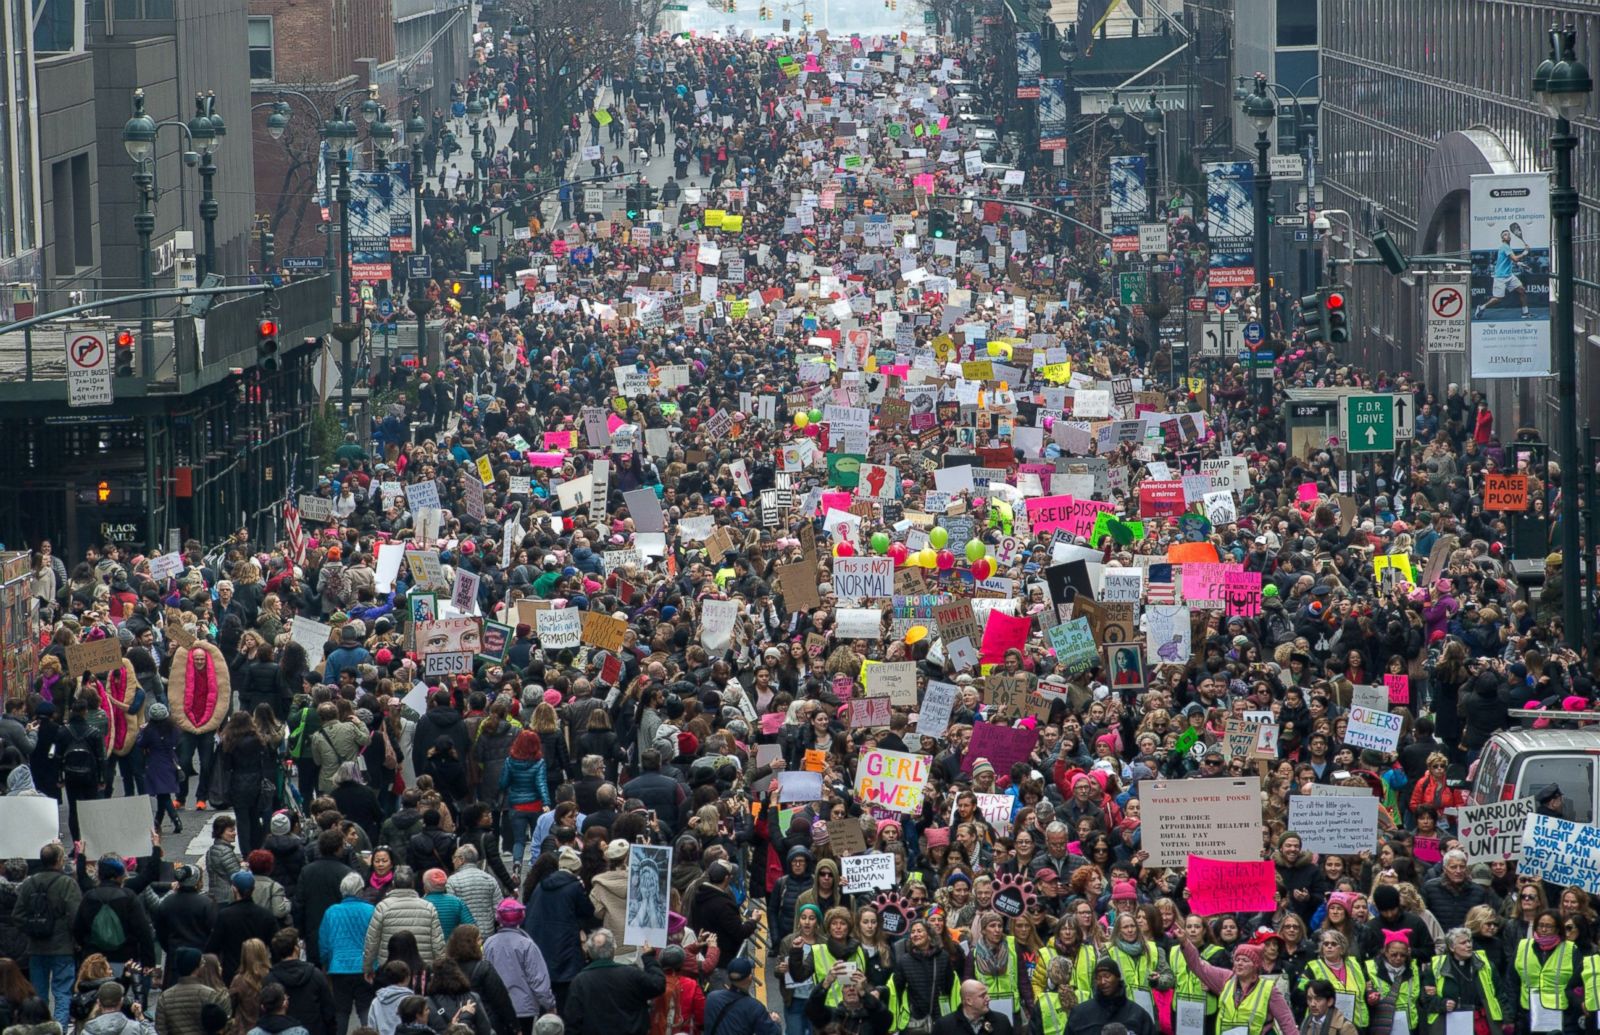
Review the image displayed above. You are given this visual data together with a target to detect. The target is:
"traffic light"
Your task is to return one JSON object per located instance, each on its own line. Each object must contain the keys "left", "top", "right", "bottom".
{"left": 641, "top": 184, "right": 656, "bottom": 211}
{"left": 256, "top": 318, "right": 280, "bottom": 372}
{"left": 625, "top": 184, "right": 642, "bottom": 220}
{"left": 260, "top": 230, "right": 275, "bottom": 270}
{"left": 1296, "top": 290, "right": 1328, "bottom": 344}
{"left": 467, "top": 206, "right": 487, "bottom": 239}
{"left": 1325, "top": 289, "right": 1350, "bottom": 345}
{"left": 929, "top": 209, "right": 951, "bottom": 239}
{"left": 114, "top": 328, "right": 135, "bottom": 376}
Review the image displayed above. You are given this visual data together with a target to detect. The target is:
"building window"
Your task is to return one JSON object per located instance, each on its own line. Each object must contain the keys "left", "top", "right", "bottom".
{"left": 248, "top": 17, "right": 274, "bottom": 82}
{"left": 1276, "top": 0, "right": 1316, "bottom": 46}
{"left": 34, "top": 0, "right": 80, "bottom": 52}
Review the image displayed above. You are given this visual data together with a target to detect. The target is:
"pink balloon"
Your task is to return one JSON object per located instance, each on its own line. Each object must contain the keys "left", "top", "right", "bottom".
{"left": 936, "top": 549, "right": 956, "bottom": 571}
{"left": 804, "top": 424, "right": 820, "bottom": 438}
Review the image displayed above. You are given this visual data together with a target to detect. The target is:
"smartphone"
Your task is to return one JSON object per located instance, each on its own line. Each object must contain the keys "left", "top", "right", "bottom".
{"left": 647, "top": 809, "right": 657, "bottom": 823}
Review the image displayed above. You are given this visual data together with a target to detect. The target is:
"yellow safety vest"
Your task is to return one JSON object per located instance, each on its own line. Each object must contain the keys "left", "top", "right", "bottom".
{"left": 812, "top": 942, "right": 867, "bottom": 1006}
{"left": 1582, "top": 955, "right": 1600, "bottom": 1013}
{"left": 1107, "top": 941, "right": 1156, "bottom": 995}
{"left": 973, "top": 936, "right": 1021, "bottom": 1003}
{"left": 1429, "top": 951, "right": 1503, "bottom": 1023}
{"left": 1302, "top": 957, "right": 1369, "bottom": 1026}
{"left": 1037, "top": 993, "right": 1071, "bottom": 1035}
{"left": 1515, "top": 939, "right": 1575, "bottom": 1012}
{"left": 888, "top": 971, "right": 960, "bottom": 1029}
{"left": 1363, "top": 959, "right": 1422, "bottom": 1029}
{"left": 1171, "top": 944, "right": 1222, "bottom": 1014}
{"left": 1216, "top": 976, "right": 1275, "bottom": 1035}
{"left": 1037, "top": 943, "right": 1095, "bottom": 1005}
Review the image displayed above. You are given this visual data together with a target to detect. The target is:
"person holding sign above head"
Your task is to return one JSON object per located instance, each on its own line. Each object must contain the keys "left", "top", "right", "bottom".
{"left": 1175, "top": 920, "right": 1300, "bottom": 1035}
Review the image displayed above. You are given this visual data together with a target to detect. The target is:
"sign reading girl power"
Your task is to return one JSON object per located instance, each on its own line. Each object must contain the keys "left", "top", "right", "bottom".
{"left": 854, "top": 748, "right": 932, "bottom": 814}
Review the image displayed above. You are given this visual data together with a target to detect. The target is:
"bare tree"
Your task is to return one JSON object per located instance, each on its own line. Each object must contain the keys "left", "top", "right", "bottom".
{"left": 503, "top": 0, "right": 646, "bottom": 159}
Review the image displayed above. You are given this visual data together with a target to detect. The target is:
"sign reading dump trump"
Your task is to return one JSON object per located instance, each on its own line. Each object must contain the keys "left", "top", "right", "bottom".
{"left": 1142, "top": 777, "right": 1262, "bottom": 869}
{"left": 854, "top": 748, "right": 931, "bottom": 814}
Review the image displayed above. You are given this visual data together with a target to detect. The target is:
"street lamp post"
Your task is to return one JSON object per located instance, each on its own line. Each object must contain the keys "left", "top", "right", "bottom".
{"left": 468, "top": 98, "right": 486, "bottom": 200}
{"left": 189, "top": 93, "right": 222, "bottom": 279}
{"left": 1142, "top": 92, "right": 1161, "bottom": 222}
{"left": 1535, "top": 25, "right": 1593, "bottom": 648}
{"left": 1242, "top": 73, "right": 1276, "bottom": 410}
{"left": 122, "top": 89, "right": 158, "bottom": 374}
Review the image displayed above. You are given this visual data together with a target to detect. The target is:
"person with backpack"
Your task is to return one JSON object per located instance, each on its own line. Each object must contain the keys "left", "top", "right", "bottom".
{"left": 58, "top": 691, "right": 107, "bottom": 842}
{"left": 71, "top": 856, "right": 157, "bottom": 975}
{"left": 14, "top": 842, "right": 83, "bottom": 1028}
{"left": 285, "top": 694, "right": 320, "bottom": 809}
{"left": 309, "top": 703, "right": 371, "bottom": 795}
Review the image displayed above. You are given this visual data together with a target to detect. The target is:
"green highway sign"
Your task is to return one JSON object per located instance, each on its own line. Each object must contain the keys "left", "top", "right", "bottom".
{"left": 1119, "top": 271, "right": 1148, "bottom": 305}
{"left": 1343, "top": 394, "right": 1395, "bottom": 453}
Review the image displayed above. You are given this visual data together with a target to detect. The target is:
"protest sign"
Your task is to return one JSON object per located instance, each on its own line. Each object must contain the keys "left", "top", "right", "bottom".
{"left": 1351, "top": 684, "right": 1390, "bottom": 713}
{"left": 975, "top": 793, "right": 1014, "bottom": 835}
{"left": 0, "top": 796, "right": 58, "bottom": 858}
{"left": 836, "top": 607, "right": 885, "bottom": 639}
{"left": 623, "top": 844, "right": 672, "bottom": 949}
{"left": 917, "top": 680, "right": 958, "bottom": 737}
{"left": 1519, "top": 813, "right": 1600, "bottom": 895}
{"left": 865, "top": 661, "right": 918, "bottom": 706}
{"left": 1458, "top": 797, "right": 1537, "bottom": 862}
{"left": 289, "top": 615, "right": 331, "bottom": 667}
{"left": 1344, "top": 704, "right": 1404, "bottom": 754}
{"left": 841, "top": 853, "right": 899, "bottom": 894}
{"left": 854, "top": 748, "right": 931, "bottom": 814}
{"left": 1288, "top": 795, "right": 1380, "bottom": 855}
{"left": 581, "top": 611, "right": 627, "bottom": 652}
{"left": 80, "top": 797, "right": 157, "bottom": 861}
{"left": 1186, "top": 857, "right": 1278, "bottom": 915}
{"left": 1142, "top": 778, "right": 1262, "bottom": 868}
{"left": 1384, "top": 674, "right": 1410, "bottom": 706}
{"left": 963, "top": 722, "right": 1038, "bottom": 777}
{"left": 777, "top": 771, "right": 824, "bottom": 803}
{"left": 536, "top": 608, "right": 582, "bottom": 649}
{"left": 826, "top": 819, "right": 869, "bottom": 855}
{"left": 67, "top": 637, "right": 123, "bottom": 676}
{"left": 1482, "top": 473, "right": 1529, "bottom": 511}
{"left": 833, "top": 557, "right": 894, "bottom": 599}
{"left": 149, "top": 552, "right": 185, "bottom": 581}
{"left": 849, "top": 696, "right": 892, "bottom": 728}
{"left": 701, "top": 598, "right": 739, "bottom": 652}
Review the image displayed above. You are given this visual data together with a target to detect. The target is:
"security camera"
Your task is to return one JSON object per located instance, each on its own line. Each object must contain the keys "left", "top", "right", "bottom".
{"left": 183, "top": 151, "right": 200, "bottom": 168}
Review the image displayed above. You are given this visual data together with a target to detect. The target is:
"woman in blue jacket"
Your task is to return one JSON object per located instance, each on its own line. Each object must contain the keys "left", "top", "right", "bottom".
{"left": 500, "top": 730, "right": 553, "bottom": 880}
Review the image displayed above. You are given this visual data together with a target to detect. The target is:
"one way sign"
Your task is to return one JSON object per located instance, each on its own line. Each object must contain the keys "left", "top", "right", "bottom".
{"left": 1392, "top": 394, "right": 1415, "bottom": 441}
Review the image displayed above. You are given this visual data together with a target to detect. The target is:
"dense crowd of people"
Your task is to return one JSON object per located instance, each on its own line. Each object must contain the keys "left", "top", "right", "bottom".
{"left": 4, "top": 17, "right": 1597, "bottom": 1035}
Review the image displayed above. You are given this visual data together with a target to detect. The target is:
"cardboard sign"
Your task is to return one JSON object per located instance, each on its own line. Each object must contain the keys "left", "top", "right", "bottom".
{"left": 826, "top": 818, "right": 869, "bottom": 855}
{"left": 67, "top": 637, "right": 123, "bottom": 676}
{"left": 803, "top": 749, "right": 828, "bottom": 773}
{"left": 841, "top": 853, "right": 899, "bottom": 894}
{"left": 1483, "top": 473, "right": 1529, "bottom": 511}
{"left": 581, "top": 611, "right": 628, "bottom": 652}
{"left": 536, "top": 608, "right": 582, "bottom": 649}
{"left": 865, "top": 661, "right": 918, "bottom": 706}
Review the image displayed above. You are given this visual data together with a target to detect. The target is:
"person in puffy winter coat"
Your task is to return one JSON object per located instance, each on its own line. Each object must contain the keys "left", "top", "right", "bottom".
{"left": 526, "top": 847, "right": 598, "bottom": 1010}
{"left": 500, "top": 731, "right": 552, "bottom": 877}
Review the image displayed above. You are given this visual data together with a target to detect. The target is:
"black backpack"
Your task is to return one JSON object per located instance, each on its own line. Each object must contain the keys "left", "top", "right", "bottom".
{"left": 60, "top": 729, "right": 98, "bottom": 785}
{"left": 17, "top": 873, "right": 63, "bottom": 939}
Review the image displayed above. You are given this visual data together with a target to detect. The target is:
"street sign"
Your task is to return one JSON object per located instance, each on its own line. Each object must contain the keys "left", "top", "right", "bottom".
{"left": 1210, "top": 287, "right": 1232, "bottom": 311}
{"left": 1275, "top": 214, "right": 1307, "bottom": 228}
{"left": 1119, "top": 271, "right": 1148, "bottom": 305}
{"left": 407, "top": 255, "right": 433, "bottom": 281}
{"left": 1293, "top": 230, "right": 1311, "bottom": 243}
{"left": 1150, "top": 260, "right": 1178, "bottom": 273}
{"left": 1200, "top": 316, "right": 1235, "bottom": 358}
{"left": 1425, "top": 277, "right": 1469, "bottom": 353}
{"left": 65, "top": 327, "right": 112, "bottom": 408}
{"left": 1137, "top": 223, "right": 1168, "bottom": 254}
{"left": 1392, "top": 393, "right": 1415, "bottom": 441}
{"left": 282, "top": 256, "right": 326, "bottom": 270}
{"left": 1242, "top": 321, "right": 1265, "bottom": 346}
{"left": 1343, "top": 394, "right": 1396, "bottom": 453}
{"left": 1268, "top": 155, "right": 1305, "bottom": 179}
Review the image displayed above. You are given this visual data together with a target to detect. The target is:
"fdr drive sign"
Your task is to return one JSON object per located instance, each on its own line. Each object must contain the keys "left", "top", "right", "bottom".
{"left": 65, "top": 326, "right": 113, "bottom": 408}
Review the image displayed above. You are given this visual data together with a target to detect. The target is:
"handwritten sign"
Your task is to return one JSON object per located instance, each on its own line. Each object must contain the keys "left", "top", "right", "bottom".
{"left": 1459, "top": 797, "right": 1537, "bottom": 862}
{"left": 841, "top": 853, "right": 899, "bottom": 894}
{"left": 1518, "top": 813, "right": 1600, "bottom": 895}
{"left": 1288, "top": 795, "right": 1380, "bottom": 855}
{"left": 854, "top": 748, "right": 932, "bottom": 814}
{"left": 1345, "top": 704, "right": 1404, "bottom": 754}
{"left": 1483, "top": 473, "right": 1529, "bottom": 511}
{"left": 1384, "top": 673, "right": 1410, "bottom": 706}
{"left": 1186, "top": 856, "right": 1278, "bottom": 915}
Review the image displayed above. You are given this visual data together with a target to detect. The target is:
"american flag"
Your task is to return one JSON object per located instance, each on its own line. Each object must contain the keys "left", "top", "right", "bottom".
{"left": 1146, "top": 563, "right": 1177, "bottom": 605}
{"left": 283, "top": 497, "right": 306, "bottom": 566}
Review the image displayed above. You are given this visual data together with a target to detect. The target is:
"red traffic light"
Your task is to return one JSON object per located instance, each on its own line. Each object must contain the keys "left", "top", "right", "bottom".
{"left": 258, "top": 319, "right": 278, "bottom": 336}
{"left": 1325, "top": 291, "right": 1346, "bottom": 310}
{"left": 115, "top": 330, "right": 134, "bottom": 347}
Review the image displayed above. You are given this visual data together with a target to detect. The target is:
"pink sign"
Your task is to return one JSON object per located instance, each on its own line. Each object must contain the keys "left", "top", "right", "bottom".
{"left": 1297, "top": 482, "right": 1318, "bottom": 503}
{"left": 542, "top": 431, "right": 575, "bottom": 451}
{"left": 962, "top": 721, "right": 1038, "bottom": 776}
{"left": 978, "top": 611, "right": 1031, "bottom": 664}
{"left": 525, "top": 452, "right": 566, "bottom": 468}
{"left": 1385, "top": 673, "right": 1411, "bottom": 706}
{"left": 1187, "top": 857, "right": 1278, "bottom": 915}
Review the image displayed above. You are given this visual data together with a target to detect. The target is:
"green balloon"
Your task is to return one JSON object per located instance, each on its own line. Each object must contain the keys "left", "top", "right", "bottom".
{"left": 928, "top": 526, "right": 949, "bottom": 549}
{"left": 965, "top": 538, "right": 986, "bottom": 563}
{"left": 871, "top": 532, "right": 890, "bottom": 555}
{"left": 808, "top": 408, "right": 824, "bottom": 424}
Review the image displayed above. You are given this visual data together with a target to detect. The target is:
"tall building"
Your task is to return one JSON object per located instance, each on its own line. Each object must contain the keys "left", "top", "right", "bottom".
{"left": 1320, "top": 0, "right": 1600, "bottom": 432}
